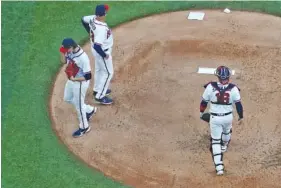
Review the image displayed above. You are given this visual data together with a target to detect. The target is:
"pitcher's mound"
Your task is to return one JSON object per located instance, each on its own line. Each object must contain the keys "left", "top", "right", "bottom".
{"left": 50, "top": 10, "right": 281, "bottom": 187}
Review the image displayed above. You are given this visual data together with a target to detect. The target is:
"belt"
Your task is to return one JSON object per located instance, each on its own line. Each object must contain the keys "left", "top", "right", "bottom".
{"left": 211, "top": 101, "right": 232, "bottom": 105}
{"left": 210, "top": 112, "right": 232, "bottom": 116}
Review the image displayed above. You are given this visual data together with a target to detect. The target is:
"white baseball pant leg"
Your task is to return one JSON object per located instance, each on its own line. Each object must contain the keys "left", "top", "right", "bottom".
{"left": 91, "top": 47, "right": 102, "bottom": 93}
{"left": 221, "top": 117, "right": 232, "bottom": 146}
{"left": 64, "top": 80, "right": 94, "bottom": 129}
{"left": 91, "top": 48, "right": 114, "bottom": 99}
{"left": 64, "top": 80, "right": 75, "bottom": 105}
{"left": 209, "top": 113, "right": 233, "bottom": 172}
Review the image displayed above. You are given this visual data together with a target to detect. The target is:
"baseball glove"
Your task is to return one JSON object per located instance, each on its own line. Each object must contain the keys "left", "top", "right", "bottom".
{"left": 201, "top": 113, "right": 210, "bottom": 123}
{"left": 65, "top": 60, "right": 79, "bottom": 79}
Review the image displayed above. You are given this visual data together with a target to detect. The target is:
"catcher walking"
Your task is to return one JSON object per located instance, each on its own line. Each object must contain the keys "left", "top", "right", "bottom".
{"left": 59, "top": 38, "right": 97, "bottom": 138}
{"left": 200, "top": 66, "right": 244, "bottom": 176}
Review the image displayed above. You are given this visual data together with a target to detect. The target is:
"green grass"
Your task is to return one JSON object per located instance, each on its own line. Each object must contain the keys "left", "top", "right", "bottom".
{"left": 2, "top": 1, "right": 281, "bottom": 188}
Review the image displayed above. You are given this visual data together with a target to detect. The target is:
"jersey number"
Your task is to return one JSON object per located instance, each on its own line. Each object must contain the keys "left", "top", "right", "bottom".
{"left": 216, "top": 92, "right": 230, "bottom": 104}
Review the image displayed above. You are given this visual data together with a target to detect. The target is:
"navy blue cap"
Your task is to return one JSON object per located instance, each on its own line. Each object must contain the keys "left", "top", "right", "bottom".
{"left": 61, "top": 38, "right": 77, "bottom": 49}
{"left": 95, "top": 5, "right": 106, "bottom": 17}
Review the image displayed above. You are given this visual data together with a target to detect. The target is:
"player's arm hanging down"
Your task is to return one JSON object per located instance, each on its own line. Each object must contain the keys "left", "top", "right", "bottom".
{"left": 200, "top": 100, "right": 208, "bottom": 116}
{"left": 232, "top": 86, "right": 244, "bottom": 124}
{"left": 199, "top": 84, "right": 211, "bottom": 122}
{"left": 235, "top": 101, "right": 243, "bottom": 124}
{"left": 200, "top": 99, "right": 210, "bottom": 122}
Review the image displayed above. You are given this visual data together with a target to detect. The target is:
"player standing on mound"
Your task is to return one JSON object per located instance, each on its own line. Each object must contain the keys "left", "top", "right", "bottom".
{"left": 199, "top": 66, "right": 244, "bottom": 176}
{"left": 59, "top": 38, "right": 97, "bottom": 138}
{"left": 81, "top": 4, "right": 114, "bottom": 105}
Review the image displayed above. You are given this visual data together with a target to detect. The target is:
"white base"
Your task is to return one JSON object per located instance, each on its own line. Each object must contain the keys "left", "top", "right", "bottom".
{"left": 187, "top": 12, "right": 205, "bottom": 20}
{"left": 197, "top": 67, "right": 235, "bottom": 75}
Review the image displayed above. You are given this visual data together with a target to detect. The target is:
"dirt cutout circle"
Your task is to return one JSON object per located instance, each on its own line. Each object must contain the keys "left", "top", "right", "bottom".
{"left": 50, "top": 11, "right": 281, "bottom": 188}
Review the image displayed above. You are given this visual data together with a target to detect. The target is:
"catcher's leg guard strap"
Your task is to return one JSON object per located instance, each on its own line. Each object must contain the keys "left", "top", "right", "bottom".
{"left": 222, "top": 128, "right": 232, "bottom": 135}
{"left": 212, "top": 138, "right": 222, "bottom": 143}
{"left": 213, "top": 153, "right": 223, "bottom": 157}
{"left": 215, "top": 163, "right": 224, "bottom": 168}
{"left": 210, "top": 138, "right": 224, "bottom": 171}
{"left": 222, "top": 132, "right": 230, "bottom": 135}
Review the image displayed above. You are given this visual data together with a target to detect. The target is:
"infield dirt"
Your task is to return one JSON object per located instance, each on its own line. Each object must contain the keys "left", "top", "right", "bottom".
{"left": 50, "top": 10, "right": 281, "bottom": 188}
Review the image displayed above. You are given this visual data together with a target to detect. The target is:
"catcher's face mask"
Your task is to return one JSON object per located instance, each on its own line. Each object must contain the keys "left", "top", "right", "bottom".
{"left": 215, "top": 66, "right": 231, "bottom": 84}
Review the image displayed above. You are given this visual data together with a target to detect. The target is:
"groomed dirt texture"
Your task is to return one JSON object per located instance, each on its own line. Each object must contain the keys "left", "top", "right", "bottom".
{"left": 50, "top": 10, "right": 281, "bottom": 188}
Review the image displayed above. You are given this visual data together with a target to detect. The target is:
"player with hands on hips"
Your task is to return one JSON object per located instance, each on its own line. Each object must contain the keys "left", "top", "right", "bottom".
{"left": 199, "top": 66, "right": 244, "bottom": 176}
{"left": 81, "top": 4, "right": 114, "bottom": 105}
{"left": 60, "top": 38, "right": 97, "bottom": 138}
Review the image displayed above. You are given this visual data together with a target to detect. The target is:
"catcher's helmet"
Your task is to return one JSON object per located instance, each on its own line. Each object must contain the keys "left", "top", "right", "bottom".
{"left": 215, "top": 66, "right": 231, "bottom": 80}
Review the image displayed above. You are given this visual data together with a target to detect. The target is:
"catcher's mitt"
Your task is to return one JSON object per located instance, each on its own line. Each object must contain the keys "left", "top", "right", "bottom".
{"left": 65, "top": 60, "right": 79, "bottom": 79}
{"left": 201, "top": 113, "right": 210, "bottom": 123}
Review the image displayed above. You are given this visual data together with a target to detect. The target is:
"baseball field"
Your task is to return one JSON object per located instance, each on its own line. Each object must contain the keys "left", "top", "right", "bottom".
{"left": 2, "top": 1, "right": 281, "bottom": 188}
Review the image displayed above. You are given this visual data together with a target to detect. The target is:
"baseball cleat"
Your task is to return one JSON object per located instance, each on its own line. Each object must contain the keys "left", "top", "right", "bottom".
{"left": 93, "top": 89, "right": 111, "bottom": 97}
{"left": 95, "top": 96, "right": 113, "bottom": 105}
{"left": 72, "top": 127, "right": 91, "bottom": 138}
{"left": 216, "top": 170, "right": 224, "bottom": 176}
{"left": 86, "top": 107, "right": 97, "bottom": 122}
